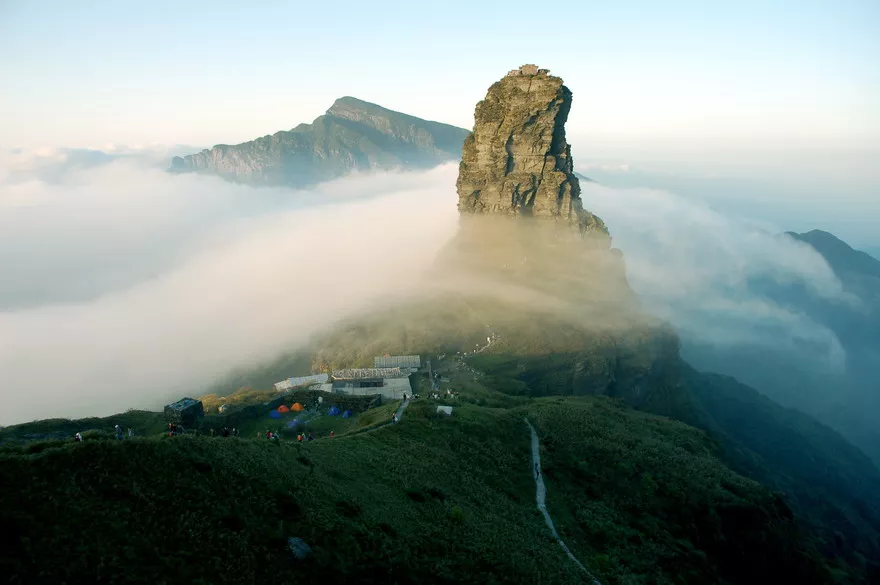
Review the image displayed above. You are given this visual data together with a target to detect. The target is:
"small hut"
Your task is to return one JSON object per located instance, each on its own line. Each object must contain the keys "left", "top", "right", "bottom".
{"left": 164, "top": 397, "right": 205, "bottom": 427}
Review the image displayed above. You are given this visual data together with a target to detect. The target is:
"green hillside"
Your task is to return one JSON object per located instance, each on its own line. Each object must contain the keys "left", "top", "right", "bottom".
{"left": 0, "top": 384, "right": 836, "bottom": 585}
{"left": 467, "top": 351, "right": 880, "bottom": 580}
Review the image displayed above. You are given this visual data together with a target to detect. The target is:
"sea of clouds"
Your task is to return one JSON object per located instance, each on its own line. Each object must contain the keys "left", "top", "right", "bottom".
{"left": 0, "top": 151, "right": 459, "bottom": 424}
{"left": 0, "top": 148, "right": 851, "bottom": 424}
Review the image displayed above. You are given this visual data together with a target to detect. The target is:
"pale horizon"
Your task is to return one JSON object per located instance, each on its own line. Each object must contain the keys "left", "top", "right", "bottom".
{"left": 2, "top": 0, "right": 878, "bottom": 153}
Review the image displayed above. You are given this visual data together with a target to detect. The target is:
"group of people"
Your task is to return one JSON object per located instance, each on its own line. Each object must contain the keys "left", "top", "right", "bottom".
{"left": 428, "top": 389, "right": 459, "bottom": 400}
{"left": 115, "top": 425, "right": 134, "bottom": 440}
{"left": 261, "top": 429, "right": 334, "bottom": 441}
{"left": 73, "top": 425, "right": 133, "bottom": 442}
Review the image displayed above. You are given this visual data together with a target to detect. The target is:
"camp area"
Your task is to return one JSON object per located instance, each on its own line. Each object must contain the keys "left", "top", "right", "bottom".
{"left": 196, "top": 389, "right": 388, "bottom": 440}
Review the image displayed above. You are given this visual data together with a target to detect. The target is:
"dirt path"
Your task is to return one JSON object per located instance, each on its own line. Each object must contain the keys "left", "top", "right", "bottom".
{"left": 525, "top": 418, "right": 602, "bottom": 584}
{"left": 394, "top": 397, "right": 410, "bottom": 421}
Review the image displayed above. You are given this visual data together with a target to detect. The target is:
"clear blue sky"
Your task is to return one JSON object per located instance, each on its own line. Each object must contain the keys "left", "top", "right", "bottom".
{"left": 1, "top": 0, "right": 878, "bottom": 151}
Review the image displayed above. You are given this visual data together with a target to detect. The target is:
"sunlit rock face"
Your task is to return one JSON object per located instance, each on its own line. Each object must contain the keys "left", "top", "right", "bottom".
{"left": 456, "top": 64, "right": 607, "bottom": 238}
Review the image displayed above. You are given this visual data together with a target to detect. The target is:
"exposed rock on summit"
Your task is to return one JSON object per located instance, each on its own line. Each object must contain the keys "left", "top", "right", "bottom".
{"left": 457, "top": 64, "right": 607, "bottom": 237}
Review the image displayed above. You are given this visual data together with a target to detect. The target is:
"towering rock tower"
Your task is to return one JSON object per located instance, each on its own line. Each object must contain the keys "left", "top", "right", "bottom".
{"left": 313, "top": 64, "right": 680, "bottom": 406}
{"left": 456, "top": 64, "right": 607, "bottom": 238}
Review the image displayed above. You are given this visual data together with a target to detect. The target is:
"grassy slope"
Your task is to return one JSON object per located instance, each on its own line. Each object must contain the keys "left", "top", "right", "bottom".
{"left": 468, "top": 352, "right": 880, "bottom": 581}
{"left": 1, "top": 383, "right": 834, "bottom": 585}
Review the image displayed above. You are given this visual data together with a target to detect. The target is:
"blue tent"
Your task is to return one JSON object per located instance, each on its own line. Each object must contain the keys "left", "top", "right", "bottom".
{"left": 268, "top": 410, "right": 281, "bottom": 419}
{"left": 342, "top": 410, "right": 353, "bottom": 418}
{"left": 328, "top": 406, "right": 341, "bottom": 416}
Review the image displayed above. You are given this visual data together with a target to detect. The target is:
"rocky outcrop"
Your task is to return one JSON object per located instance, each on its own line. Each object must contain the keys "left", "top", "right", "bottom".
{"left": 170, "top": 97, "right": 469, "bottom": 188}
{"left": 457, "top": 65, "right": 607, "bottom": 237}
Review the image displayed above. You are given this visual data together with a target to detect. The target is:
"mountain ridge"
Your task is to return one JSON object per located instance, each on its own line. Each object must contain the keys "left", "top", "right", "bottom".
{"left": 170, "top": 97, "right": 469, "bottom": 188}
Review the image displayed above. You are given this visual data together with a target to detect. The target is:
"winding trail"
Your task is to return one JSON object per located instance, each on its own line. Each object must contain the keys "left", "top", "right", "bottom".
{"left": 394, "top": 397, "right": 410, "bottom": 422}
{"left": 525, "top": 418, "right": 602, "bottom": 584}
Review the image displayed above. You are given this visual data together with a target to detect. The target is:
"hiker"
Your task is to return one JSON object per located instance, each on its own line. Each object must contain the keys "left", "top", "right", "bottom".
{"left": 74, "top": 432, "right": 83, "bottom": 443}
{"left": 233, "top": 428, "right": 239, "bottom": 437}
{"left": 329, "top": 430, "right": 335, "bottom": 438}
{"left": 115, "top": 425, "right": 124, "bottom": 440}
{"left": 307, "top": 432, "right": 314, "bottom": 441}
{"left": 272, "top": 431, "right": 280, "bottom": 441}
{"left": 392, "top": 414, "right": 398, "bottom": 424}
{"left": 297, "top": 433, "right": 303, "bottom": 443}
{"left": 534, "top": 463, "right": 540, "bottom": 479}
{"left": 222, "top": 427, "right": 230, "bottom": 438}
{"left": 266, "top": 430, "right": 272, "bottom": 440}
{"left": 127, "top": 428, "right": 134, "bottom": 438}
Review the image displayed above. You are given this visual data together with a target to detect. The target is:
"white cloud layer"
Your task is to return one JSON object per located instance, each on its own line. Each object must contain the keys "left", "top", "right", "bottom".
{"left": 582, "top": 182, "right": 848, "bottom": 368}
{"left": 0, "top": 148, "right": 858, "bottom": 426}
{"left": 0, "top": 158, "right": 459, "bottom": 424}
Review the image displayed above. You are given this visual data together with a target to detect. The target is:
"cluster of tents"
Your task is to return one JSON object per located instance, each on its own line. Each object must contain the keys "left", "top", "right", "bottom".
{"left": 268, "top": 403, "right": 353, "bottom": 420}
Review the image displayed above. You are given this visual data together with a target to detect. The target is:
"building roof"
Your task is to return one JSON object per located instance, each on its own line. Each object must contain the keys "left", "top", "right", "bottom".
{"left": 166, "top": 397, "right": 201, "bottom": 411}
{"left": 332, "top": 367, "right": 408, "bottom": 380}
{"left": 373, "top": 355, "right": 421, "bottom": 368}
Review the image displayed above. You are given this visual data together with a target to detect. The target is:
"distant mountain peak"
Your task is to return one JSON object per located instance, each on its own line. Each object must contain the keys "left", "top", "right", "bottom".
{"left": 327, "top": 96, "right": 385, "bottom": 115}
{"left": 788, "top": 229, "right": 880, "bottom": 279}
{"left": 170, "top": 98, "right": 469, "bottom": 188}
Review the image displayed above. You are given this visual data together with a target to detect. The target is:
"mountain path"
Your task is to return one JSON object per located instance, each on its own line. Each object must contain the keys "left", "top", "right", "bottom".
{"left": 525, "top": 418, "right": 601, "bottom": 584}
{"left": 394, "top": 397, "right": 410, "bottom": 421}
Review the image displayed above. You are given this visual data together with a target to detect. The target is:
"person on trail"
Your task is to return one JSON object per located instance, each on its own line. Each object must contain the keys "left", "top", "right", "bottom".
{"left": 127, "top": 428, "right": 133, "bottom": 438}
{"left": 115, "top": 425, "right": 124, "bottom": 440}
{"left": 272, "top": 431, "right": 280, "bottom": 441}
{"left": 329, "top": 430, "right": 335, "bottom": 438}
{"left": 74, "top": 432, "right": 83, "bottom": 442}
{"left": 265, "top": 430, "right": 272, "bottom": 440}
{"left": 534, "top": 462, "right": 540, "bottom": 479}
{"left": 297, "top": 434, "right": 303, "bottom": 443}
{"left": 233, "top": 428, "right": 238, "bottom": 437}
{"left": 222, "top": 427, "right": 230, "bottom": 438}
{"left": 307, "top": 432, "right": 314, "bottom": 441}
{"left": 392, "top": 414, "right": 398, "bottom": 424}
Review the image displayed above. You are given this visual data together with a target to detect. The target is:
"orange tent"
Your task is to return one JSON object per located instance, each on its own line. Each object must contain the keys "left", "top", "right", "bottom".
{"left": 277, "top": 405, "right": 290, "bottom": 413}
{"left": 291, "top": 403, "right": 304, "bottom": 412}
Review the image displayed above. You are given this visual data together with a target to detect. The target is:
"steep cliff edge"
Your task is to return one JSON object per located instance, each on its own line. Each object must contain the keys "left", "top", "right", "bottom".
{"left": 170, "top": 97, "right": 469, "bottom": 188}
{"left": 457, "top": 65, "right": 606, "bottom": 235}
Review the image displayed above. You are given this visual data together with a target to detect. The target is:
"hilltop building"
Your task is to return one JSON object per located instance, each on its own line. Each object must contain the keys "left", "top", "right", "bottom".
{"left": 506, "top": 64, "right": 549, "bottom": 77}
{"left": 164, "top": 397, "right": 205, "bottom": 427}
{"left": 274, "top": 373, "right": 330, "bottom": 392}
{"left": 373, "top": 354, "right": 421, "bottom": 369}
{"left": 321, "top": 367, "right": 412, "bottom": 399}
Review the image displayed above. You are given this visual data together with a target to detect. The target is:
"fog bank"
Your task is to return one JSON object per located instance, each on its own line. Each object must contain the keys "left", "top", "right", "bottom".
{"left": 0, "top": 160, "right": 459, "bottom": 425}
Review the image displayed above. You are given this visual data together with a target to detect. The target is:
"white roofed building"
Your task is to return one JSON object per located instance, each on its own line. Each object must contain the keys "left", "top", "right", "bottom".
{"left": 373, "top": 355, "right": 421, "bottom": 369}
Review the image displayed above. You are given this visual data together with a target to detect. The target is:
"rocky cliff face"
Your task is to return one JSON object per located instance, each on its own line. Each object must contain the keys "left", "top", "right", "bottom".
{"left": 457, "top": 65, "right": 607, "bottom": 237}
{"left": 170, "top": 97, "right": 469, "bottom": 188}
